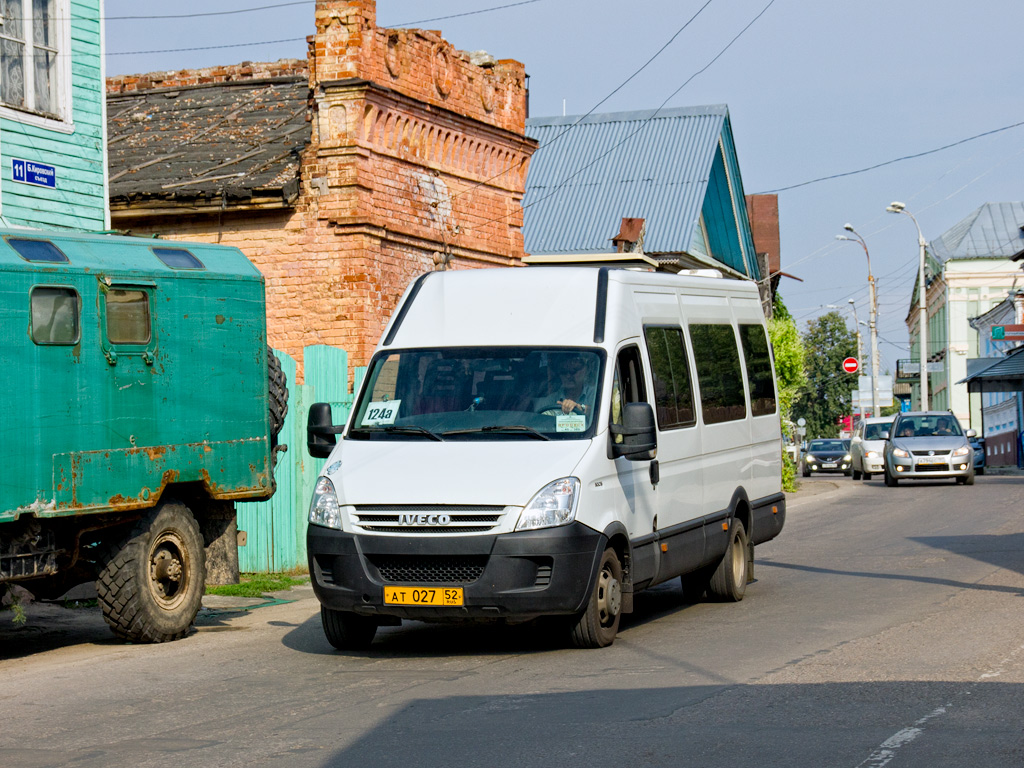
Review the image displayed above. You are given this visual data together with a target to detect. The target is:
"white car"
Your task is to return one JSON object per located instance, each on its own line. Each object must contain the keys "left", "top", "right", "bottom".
{"left": 850, "top": 416, "right": 894, "bottom": 480}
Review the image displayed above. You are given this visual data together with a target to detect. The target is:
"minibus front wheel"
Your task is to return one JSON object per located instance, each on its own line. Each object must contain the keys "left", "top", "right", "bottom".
{"left": 570, "top": 547, "right": 622, "bottom": 648}
{"left": 322, "top": 607, "right": 378, "bottom": 651}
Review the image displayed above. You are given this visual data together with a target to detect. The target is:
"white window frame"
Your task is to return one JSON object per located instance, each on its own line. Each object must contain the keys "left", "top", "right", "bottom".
{"left": 0, "top": 0, "right": 73, "bottom": 132}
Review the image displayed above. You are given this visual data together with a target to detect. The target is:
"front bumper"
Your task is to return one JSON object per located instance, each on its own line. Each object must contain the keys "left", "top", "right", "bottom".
{"left": 308, "top": 522, "right": 605, "bottom": 621}
{"left": 806, "top": 459, "right": 850, "bottom": 473}
{"left": 887, "top": 454, "right": 973, "bottom": 479}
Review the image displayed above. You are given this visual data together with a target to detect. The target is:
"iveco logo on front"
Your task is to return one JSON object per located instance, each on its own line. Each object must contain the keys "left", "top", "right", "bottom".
{"left": 398, "top": 513, "right": 452, "bottom": 526}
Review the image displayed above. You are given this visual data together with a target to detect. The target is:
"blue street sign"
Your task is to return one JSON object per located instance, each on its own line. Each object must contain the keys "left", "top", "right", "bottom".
{"left": 12, "top": 158, "right": 56, "bottom": 189}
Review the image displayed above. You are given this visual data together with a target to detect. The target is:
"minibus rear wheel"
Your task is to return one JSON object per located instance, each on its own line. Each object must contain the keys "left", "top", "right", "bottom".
{"left": 570, "top": 547, "right": 622, "bottom": 648}
{"left": 707, "top": 519, "right": 748, "bottom": 602}
{"left": 321, "top": 607, "right": 377, "bottom": 650}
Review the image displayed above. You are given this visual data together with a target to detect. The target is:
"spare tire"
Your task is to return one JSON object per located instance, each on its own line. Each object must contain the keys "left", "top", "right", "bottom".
{"left": 268, "top": 345, "right": 289, "bottom": 446}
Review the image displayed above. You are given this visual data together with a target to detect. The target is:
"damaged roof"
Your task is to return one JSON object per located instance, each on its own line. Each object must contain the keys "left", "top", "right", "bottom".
{"left": 107, "top": 77, "right": 311, "bottom": 207}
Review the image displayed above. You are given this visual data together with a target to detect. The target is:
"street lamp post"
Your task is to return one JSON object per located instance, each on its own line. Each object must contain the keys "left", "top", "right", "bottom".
{"left": 836, "top": 226, "right": 880, "bottom": 417}
{"left": 887, "top": 202, "right": 929, "bottom": 410}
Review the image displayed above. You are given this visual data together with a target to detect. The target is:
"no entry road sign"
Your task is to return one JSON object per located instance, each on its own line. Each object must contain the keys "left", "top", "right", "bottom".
{"left": 842, "top": 357, "right": 859, "bottom": 374}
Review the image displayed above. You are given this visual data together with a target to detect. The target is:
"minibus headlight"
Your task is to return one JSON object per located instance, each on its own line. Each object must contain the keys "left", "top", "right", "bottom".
{"left": 516, "top": 478, "right": 580, "bottom": 532}
{"left": 309, "top": 476, "right": 342, "bottom": 530}
{"left": 865, "top": 450, "right": 879, "bottom": 459}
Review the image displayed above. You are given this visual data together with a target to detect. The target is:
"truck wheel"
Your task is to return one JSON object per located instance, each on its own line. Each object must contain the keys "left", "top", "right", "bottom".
{"left": 268, "top": 345, "right": 289, "bottom": 445}
{"left": 707, "top": 519, "right": 748, "bottom": 602}
{"left": 96, "top": 501, "right": 206, "bottom": 643}
{"left": 571, "top": 547, "right": 622, "bottom": 648}
{"left": 321, "top": 607, "right": 377, "bottom": 650}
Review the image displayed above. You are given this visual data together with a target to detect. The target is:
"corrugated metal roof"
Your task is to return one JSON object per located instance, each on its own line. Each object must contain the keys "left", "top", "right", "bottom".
{"left": 930, "top": 202, "right": 1024, "bottom": 262}
{"left": 523, "top": 106, "right": 728, "bottom": 256}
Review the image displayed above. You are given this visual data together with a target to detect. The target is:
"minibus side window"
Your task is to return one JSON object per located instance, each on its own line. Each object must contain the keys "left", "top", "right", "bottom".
{"left": 738, "top": 324, "right": 777, "bottom": 416}
{"left": 610, "top": 346, "right": 647, "bottom": 444}
{"left": 644, "top": 326, "right": 695, "bottom": 429}
{"left": 689, "top": 323, "right": 747, "bottom": 424}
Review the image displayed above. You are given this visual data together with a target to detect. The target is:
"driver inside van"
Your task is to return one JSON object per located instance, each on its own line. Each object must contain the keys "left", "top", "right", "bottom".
{"left": 537, "top": 353, "right": 595, "bottom": 416}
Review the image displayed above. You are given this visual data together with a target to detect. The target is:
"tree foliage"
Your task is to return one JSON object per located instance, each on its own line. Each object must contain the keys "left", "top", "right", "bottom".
{"left": 767, "top": 295, "right": 806, "bottom": 434}
{"left": 792, "top": 310, "right": 857, "bottom": 439}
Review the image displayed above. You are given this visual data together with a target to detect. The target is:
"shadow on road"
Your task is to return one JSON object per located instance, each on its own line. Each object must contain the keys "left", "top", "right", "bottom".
{"left": 760, "top": 531, "right": 1024, "bottom": 596}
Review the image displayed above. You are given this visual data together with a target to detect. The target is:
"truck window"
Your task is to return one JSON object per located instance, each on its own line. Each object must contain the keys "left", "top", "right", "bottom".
{"left": 689, "top": 323, "right": 747, "bottom": 424}
{"left": 104, "top": 288, "right": 152, "bottom": 344}
{"left": 738, "top": 324, "right": 777, "bottom": 416}
{"left": 644, "top": 326, "right": 695, "bottom": 429}
{"left": 31, "top": 286, "right": 80, "bottom": 345}
{"left": 6, "top": 237, "right": 68, "bottom": 263}
{"left": 152, "top": 247, "right": 205, "bottom": 270}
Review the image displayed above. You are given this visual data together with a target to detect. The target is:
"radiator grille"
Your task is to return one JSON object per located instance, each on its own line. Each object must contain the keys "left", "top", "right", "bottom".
{"left": 352, "top": 505, "right": 506, "bottom": 534}
{"left": 911, "top": 450, "right": 951, "bottom": 456}
{"left": 369, "top": 555, "right": 487, "bottom": 584}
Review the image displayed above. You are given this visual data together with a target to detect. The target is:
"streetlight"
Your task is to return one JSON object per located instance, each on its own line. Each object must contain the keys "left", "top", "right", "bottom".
{"left": 886, "top": 201, "right": 928, "bottom": 410}
{"left": 835, "top": 226, "right": 880, "bottom": 416}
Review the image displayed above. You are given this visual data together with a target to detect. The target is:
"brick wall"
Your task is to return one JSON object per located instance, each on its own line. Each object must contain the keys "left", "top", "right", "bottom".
{"left": 111, "top": 0, "right": 536, "bottom": 382}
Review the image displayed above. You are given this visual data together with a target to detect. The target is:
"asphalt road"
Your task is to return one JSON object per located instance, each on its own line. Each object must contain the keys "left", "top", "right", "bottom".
{"left": 1, "top": 474, "right": 1022, "bottom": 768}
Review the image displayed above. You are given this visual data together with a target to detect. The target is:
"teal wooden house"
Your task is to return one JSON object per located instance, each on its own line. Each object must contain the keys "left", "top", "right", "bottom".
{"left": 0, "top": 0, "right": 107, "bottom": 231}
{"left": 523, "top": 105, "right": 761, "bottom": 281}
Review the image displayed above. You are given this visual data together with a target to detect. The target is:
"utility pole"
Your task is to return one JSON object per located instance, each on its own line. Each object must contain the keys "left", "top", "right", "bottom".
{"left": 836, "top": 226, "right": 880, "bottom": 416}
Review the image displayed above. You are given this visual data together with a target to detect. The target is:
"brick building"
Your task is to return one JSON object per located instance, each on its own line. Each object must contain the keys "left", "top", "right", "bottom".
{"left": 107, "top": 0, "right": 535, "bottom": 378}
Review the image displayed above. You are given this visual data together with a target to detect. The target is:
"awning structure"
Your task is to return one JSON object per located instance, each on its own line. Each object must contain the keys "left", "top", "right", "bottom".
{"left": 959, "top": 346, "right": 1024, "bottom": 393}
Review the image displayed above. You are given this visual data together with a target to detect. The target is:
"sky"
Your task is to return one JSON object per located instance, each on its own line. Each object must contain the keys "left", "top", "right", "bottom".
{"left": 104, "top": 0, "right": 1024, "bottom": 374}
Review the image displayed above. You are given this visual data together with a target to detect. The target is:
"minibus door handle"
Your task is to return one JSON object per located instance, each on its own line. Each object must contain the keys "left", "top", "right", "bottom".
{"left": 649, "top": 459, "right": 660, "bottom": 488}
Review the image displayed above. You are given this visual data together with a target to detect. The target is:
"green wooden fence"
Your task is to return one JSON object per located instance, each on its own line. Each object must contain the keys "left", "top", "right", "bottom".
{"left": 236, "top": 345, "right": 365, "bottom": 573}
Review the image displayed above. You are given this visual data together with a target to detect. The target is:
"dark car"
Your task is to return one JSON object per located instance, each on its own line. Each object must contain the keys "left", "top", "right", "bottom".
{"left": 801, "top": 439, "right": 852, "bottom": 476}
{"left": 969, "top": 435, "right": 986, "bottom": 475}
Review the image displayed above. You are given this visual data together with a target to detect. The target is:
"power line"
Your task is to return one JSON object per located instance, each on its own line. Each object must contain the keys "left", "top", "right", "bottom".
{"left": 106, "top": 1, "right": 312, "bottom": 21}
{"left": 106, "top": 0, "right": 548, "bottom": 56}
{"left": 756, "top": 119, "right": 1024, "bottom": 194}
{"left": 473, "top": 0, "right": 776, "bottom": 233}
{"left": 390, "top": 0, "right": 547, "bottom": 28}
{"left": 450, "top": 0, "right": 717, "bottom": 203}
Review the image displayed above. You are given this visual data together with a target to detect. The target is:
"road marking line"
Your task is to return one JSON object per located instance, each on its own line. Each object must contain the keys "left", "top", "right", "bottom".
{"left": 854, "top": 642, "right": 1024, "bottom": 767}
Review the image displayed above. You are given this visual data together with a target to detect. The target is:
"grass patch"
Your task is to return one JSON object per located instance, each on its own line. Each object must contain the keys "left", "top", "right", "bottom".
{"left": 205, "top": 573, "right": 308, "bottom": 598}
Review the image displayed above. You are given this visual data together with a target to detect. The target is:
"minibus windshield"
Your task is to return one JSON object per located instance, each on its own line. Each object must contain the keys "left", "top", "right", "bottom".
{"left": 348, "top": 347, "right": 605, "bottom": 441}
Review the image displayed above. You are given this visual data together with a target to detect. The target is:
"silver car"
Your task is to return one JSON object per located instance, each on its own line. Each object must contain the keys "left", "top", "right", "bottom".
{"left": 882, "top": 411, "right": 976, "bottom": 486}
{"left": 850, "top": 416, "right": 894, "bottom": 481}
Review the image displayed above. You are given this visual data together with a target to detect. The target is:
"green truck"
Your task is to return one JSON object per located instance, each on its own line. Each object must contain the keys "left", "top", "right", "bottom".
{"left": 0, "top": 230, "right": 287, "bottom": 642}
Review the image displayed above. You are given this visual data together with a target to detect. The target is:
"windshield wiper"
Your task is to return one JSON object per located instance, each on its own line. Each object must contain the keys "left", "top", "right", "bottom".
{"left": 361, "top": 425, "right": 444, "bottom": 441}
{"left": 442, "top": 425, "right": 551, "bottom": 441}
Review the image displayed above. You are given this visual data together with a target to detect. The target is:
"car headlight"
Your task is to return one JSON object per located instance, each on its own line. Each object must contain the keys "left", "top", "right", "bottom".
{"left": 843, "top": 454, "right": 852, "bottom": 462}
{"left": 865, "top": 450, "right": 879, "bottom": 459}
{"left": 952, "top": 445, "right": 970, "bottom": 457}
{"left": 309, "top": 476, "right": 342, "bottom": 530}
{"left": 804, "top": 455, "right": 817, "bottom": 463}
{"left": 516, "top": 477, "right": 580, "bottom": 531}
{"left": 892, "top": 447, "right": 910, "bottom": 458}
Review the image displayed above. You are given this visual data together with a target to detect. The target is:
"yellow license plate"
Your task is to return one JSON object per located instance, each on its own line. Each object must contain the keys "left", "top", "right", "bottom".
{"left": 384, "top": 586, "right": 464, "bottom": 606}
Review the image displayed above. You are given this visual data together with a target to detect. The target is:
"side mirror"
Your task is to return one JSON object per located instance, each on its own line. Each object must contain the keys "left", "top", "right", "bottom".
{"left": 307, "top": 402, "right": 341, "bottom": 458}
{"left": 966, "top": 429, "right": 977, "bottom": 438}
{"left": 610, "top": 402, "right": 658, "bottom": 461}
{"left": 881, "top": 431, "right": 890, "bottom": 440}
